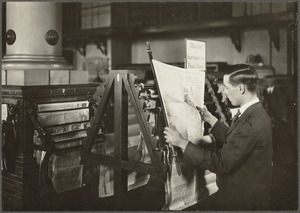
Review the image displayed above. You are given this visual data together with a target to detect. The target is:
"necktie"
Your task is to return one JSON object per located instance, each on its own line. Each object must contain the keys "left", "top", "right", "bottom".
{"left": 231, "top": 109, "right": 241, "bottom": 126}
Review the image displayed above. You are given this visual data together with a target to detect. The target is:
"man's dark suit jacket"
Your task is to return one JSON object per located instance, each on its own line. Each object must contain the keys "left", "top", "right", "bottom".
{"left": 184, "top": 102, "right": 273, "bottom": 210}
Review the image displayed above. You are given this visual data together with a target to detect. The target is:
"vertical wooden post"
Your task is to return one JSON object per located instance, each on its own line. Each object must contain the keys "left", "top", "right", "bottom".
{"left": 2, "top": 99, "right": 39, "bottom": 210}
{"left": 113, "top": 72, "right": 128, "bottom": 210}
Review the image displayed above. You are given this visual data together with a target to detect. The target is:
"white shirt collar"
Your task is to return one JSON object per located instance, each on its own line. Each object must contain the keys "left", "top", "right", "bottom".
{"left": 239, "top": 97, "right": 260, "bottom": 116}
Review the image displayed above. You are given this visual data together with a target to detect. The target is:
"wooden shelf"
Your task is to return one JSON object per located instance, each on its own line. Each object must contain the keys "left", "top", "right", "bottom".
{"left": 133, "top": 12, "right": 294, "bottom": 36}
{"left": 66, "top": 12, "right": 294, "bottom": 53}
{"left": 63, "top": 11, "right": 294, "bottom": 39}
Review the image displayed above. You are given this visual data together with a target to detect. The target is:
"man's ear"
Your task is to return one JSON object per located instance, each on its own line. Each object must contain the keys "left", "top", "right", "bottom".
{"left": 239, "top": 84, "right": 246, "bottom": 94}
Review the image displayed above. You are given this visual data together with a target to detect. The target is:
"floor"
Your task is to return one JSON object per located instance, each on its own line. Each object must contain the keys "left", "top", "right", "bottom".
{"left": 37, "top": 156, "right": 297, "bottom": 211}
{"left": 38, "top": 122, "right": 298, "bottom": 211}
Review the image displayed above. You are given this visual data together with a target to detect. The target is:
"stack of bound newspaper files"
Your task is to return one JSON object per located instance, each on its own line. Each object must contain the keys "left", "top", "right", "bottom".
{"left": 152, "top": 60, "right": 218, "bottom": 210}
{"left": 33, "top": 100, "right": 99, "bottom": 193}
{"left": 34, "top": 99, "right": 152, "bottom": 196}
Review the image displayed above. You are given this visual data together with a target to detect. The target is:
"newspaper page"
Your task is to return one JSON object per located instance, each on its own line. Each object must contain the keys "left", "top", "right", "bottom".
{"left": 152, "top": 59, "right": 218, "bottom": 210}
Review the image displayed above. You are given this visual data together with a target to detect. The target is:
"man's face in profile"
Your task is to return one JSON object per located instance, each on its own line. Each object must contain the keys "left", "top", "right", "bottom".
{"left": 223, "top": 75, "right": 241, "bottom": 106}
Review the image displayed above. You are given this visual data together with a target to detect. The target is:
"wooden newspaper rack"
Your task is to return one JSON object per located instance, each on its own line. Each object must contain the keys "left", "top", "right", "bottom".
{"left": 80, "top": 70, "right": 167, "bottom": 209}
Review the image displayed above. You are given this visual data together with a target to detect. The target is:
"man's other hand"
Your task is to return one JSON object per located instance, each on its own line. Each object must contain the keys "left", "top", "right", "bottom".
{"left": 164, "top": 127, "right": 189, "bottom": 151}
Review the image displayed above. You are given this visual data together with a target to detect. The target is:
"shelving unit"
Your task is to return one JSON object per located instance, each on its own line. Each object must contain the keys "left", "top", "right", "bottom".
{"left": 62, "top": 2, "right": 296, "bottom": 53}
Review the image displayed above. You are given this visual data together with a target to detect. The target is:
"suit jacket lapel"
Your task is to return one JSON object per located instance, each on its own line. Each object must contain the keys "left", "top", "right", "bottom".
{"left": 226, "top": 118, "right": 241, "bottom": 136}
{"left": 225, "top": 102, "right": 262, "bottom": 137}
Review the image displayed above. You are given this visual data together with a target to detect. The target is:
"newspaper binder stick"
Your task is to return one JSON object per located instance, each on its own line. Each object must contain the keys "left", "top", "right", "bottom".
{"left": 146, "top": 42, "right": 182, "bottom": 176}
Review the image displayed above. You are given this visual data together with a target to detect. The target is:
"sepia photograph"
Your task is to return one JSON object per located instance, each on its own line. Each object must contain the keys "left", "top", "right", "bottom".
{"left": 1, "top": 1, "right": 298, "bottom": 211}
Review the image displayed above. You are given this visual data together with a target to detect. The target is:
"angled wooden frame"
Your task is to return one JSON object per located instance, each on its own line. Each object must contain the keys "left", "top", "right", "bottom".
{"left": 81, "top": 70, "right": 167, "bottom": 209}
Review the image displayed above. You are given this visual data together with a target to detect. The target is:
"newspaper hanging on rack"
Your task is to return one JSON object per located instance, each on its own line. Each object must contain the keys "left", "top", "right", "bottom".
{"left": 152, "top": 59, "right": 218, "bottom": 210}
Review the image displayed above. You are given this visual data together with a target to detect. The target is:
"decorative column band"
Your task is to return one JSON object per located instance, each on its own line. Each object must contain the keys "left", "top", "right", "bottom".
{"left": 2, "top": 2, "right": 72, "bottom": 70}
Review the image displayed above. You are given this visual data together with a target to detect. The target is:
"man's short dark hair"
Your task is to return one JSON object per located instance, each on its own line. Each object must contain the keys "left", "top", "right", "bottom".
{"left": 225, "top": 64, "right": 258, "bottom": 92}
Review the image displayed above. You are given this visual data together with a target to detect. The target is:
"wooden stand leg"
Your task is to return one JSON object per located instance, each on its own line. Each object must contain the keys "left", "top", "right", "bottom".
{"left": 113, "top": 73, "right": 128, "bottom": 210}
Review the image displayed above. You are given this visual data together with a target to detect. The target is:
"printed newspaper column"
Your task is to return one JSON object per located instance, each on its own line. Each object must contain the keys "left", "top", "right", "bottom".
{"left": 186, "top": 39, "right": 219, "bottom": 207}
{"left": 185, "top": 39, "right": 206, "bottom": 134}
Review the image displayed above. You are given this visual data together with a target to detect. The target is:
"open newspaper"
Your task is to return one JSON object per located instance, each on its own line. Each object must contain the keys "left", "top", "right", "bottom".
{"left": 152, "top": 59, "right": 218, "bottom": 210}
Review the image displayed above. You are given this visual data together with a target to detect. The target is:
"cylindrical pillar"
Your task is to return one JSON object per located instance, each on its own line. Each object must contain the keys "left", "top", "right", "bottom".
{"left": 2, "top": 2, "right": 72, "bottom": 70}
